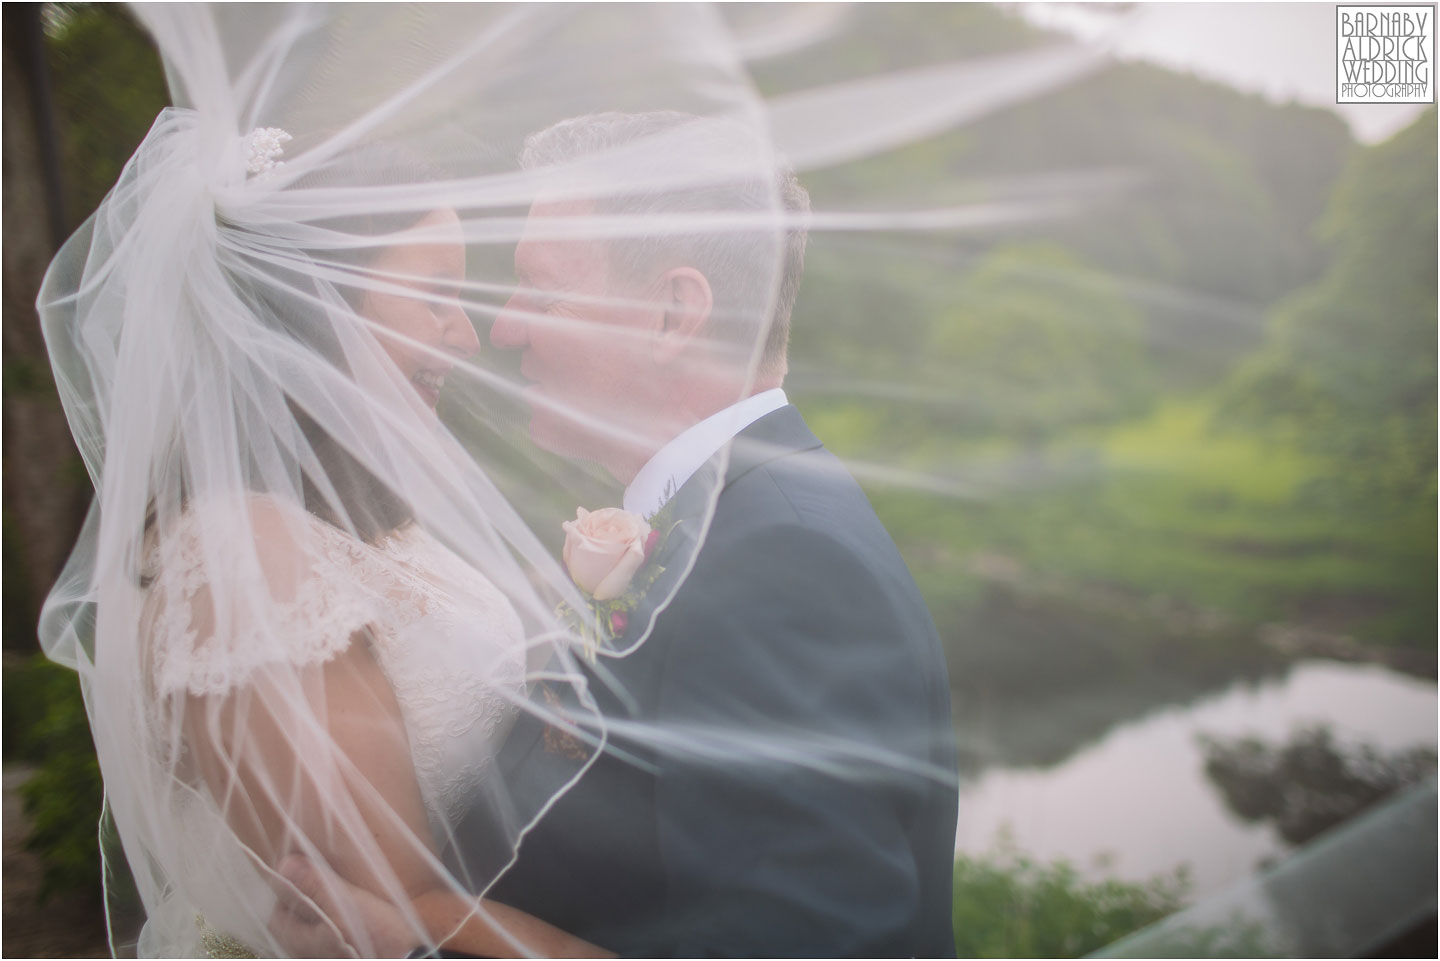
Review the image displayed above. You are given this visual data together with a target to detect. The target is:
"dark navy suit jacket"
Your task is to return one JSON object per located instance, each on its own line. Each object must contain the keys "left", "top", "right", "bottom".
{"left": 449, "top": 406, "right": 958, "bottom": 957}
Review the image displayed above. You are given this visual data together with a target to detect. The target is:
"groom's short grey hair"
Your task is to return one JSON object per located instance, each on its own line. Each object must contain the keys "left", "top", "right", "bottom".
{"left": 520, "top": 111, "right": 810, "bottom": 382}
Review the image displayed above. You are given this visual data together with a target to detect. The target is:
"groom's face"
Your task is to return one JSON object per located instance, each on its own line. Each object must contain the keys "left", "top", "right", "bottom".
{"left": 492, "top": 198, "right": 659, "bottom": 466}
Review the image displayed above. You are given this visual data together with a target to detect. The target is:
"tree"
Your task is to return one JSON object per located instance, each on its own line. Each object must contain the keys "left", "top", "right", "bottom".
{"left": 1223, "top": 109, "right": 1437, "bottom": 508}
{"left": 2, "top": 4, "right": 83, "bottom": 650}
{"left": 1200, "top": 725, "right": 1437, "bottom": 847}
{"left": 2, "top": 3, "right": 170, "bottom": 653}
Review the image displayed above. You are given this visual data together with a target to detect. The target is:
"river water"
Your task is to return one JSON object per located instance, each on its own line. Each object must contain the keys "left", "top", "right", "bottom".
{"left": 953, "top": 660, "right": 1438, "bottom": 898}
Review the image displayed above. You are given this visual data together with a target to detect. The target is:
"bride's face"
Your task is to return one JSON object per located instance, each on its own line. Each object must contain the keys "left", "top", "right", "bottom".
{"left": 359, "top": 208, "right": 479, "bottom": 409}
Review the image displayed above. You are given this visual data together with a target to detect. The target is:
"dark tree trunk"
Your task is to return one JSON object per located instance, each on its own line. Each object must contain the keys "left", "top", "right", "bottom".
{"left": 3, "top": 6, "right": 87, "bottom": 652}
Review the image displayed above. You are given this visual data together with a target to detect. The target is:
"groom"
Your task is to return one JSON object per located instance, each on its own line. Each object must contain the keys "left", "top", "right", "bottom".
{"left": 470, "top": 112, "right": 958, "bottom": 957}
{"left": 274, "top": 112, "right": 958, "bottom": 957}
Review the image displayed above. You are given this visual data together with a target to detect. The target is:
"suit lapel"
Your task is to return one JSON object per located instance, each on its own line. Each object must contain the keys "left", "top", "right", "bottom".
{"left": 600, "top": 405, "right": 821, "bottom": 660}
{"left": 641, "top": 404, "right": 821, "bottom": 604}
{"left": 723, "top": 404, "right": 824, "bottom": 487}
{"left": 664, "top": 404, "right": 822, "bottom": 524}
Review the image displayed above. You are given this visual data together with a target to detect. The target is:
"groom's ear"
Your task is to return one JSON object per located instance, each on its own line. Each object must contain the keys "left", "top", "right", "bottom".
{"left": 652, "top": 267, "right": 713, "bottom": 365}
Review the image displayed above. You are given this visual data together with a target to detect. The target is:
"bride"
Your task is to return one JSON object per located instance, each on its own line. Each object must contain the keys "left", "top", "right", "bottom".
{"left": 52, "top": 119, "right": 623, "bottom": 957}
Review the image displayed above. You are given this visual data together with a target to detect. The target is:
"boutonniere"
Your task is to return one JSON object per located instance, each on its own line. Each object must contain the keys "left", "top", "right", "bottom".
{"left": 558, "top": 494, "right": 675, "bottom": 660}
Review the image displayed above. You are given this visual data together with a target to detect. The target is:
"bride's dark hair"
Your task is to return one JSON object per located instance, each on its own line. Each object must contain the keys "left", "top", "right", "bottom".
{"left": 142, "top": 142, "right": 451, "bottom": 560}
{"left": 233, "top": 142, "right": 453, "bottom": 545}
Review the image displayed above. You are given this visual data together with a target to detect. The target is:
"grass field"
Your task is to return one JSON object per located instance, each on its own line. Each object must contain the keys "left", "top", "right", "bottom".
{"left": 836, "top": 395, "right": 1435, "bottom": 658}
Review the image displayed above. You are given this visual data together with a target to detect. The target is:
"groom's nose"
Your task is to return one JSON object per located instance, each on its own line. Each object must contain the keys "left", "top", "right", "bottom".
{"left": 489, "top": 293, "right": 530, "bottom": 351}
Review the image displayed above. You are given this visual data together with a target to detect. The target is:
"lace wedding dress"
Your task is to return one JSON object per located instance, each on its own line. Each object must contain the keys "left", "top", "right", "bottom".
{"left": 136, "top": 496, "right": 527, "bottom": 956}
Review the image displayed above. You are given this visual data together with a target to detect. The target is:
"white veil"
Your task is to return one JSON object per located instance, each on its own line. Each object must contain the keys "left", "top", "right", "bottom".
{"left": 36, "top": 4, "right": 1102, "bottom": 956}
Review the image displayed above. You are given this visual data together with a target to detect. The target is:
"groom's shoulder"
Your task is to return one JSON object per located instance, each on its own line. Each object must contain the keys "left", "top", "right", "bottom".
{"left": 715, "top": 422, "right": 890, "bottom": 558}
{"left": 702, "top": 421, "right": 923, "bottom": 615}
{"left": 672, "top": 412, "right": 950, "bottom": 710}
{"left": 723, "top": 445, "right": 866, "bottom": 533}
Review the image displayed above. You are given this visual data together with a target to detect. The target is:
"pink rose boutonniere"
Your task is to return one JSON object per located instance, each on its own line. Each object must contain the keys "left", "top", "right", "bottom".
{"left": 559, "top": 504, "right": 670, "bottom": 658}
{"left": 562, "top": 507, "right": 652, "bottom": 601}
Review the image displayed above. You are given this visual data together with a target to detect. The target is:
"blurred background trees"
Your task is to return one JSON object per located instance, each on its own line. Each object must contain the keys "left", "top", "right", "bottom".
{"left": 1200, "top": 725, "right": 1437, "bottom": 848}
{"left": 1224, "top": 109, "right": 1437, "bottom": 512}
{"left": 5, "top": 2, "right": 167, "bottom": 644}
{"left": 3, "top": 3, "right": 167, "bottom": 943}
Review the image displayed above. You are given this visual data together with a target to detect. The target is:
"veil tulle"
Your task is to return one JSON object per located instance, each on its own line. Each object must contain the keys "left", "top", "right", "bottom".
{"left": 36, "top": 4, "right": 1102, "bottom": 956}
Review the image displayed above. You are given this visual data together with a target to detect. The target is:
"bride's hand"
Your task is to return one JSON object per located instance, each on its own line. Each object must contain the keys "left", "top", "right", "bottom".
{"left": 270, "top": 852, "right": 616, "bottom": 958}
{"left": 269, "top": 854, "right": 418, "bottom": 958}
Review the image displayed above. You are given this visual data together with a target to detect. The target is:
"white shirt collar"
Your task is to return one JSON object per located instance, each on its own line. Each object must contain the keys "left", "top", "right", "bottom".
{"left": 623, "top": 388, "right": 789, "bottom": 518}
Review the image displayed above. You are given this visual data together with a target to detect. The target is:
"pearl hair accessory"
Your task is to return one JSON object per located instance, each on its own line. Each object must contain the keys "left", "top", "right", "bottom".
{"left": 244, "top": 126, "right": 292, "bottom": 174}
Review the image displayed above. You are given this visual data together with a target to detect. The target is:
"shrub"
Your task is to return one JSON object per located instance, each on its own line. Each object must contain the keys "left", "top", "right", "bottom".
{"left": 5, "top": 655, "right": 104, "bottom": 902}
{"left": 951, "top": 841, "right": 1188, "bottom": 958}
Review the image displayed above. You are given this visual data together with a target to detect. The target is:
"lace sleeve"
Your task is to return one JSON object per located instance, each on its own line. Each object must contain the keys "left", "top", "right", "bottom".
{"left": 143, "top": 499, "right": 385, "bottom": 698}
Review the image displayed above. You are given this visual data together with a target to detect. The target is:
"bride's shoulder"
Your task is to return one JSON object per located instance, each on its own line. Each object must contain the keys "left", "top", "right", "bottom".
{"left": 144, "top": 494, "right": 382, "bottom": 697}
{"left": 148, "top": 493, "right": 360, "bottom": 574}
